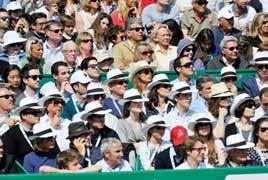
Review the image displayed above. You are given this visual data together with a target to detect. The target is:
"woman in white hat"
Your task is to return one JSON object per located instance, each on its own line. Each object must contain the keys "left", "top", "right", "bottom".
{"left": 220, "top": 66, "right": 238, "bottom": 96}
{"left": 137, "top": 115, "right": 170, "bottom": 170}
{"left": 23, "top": 123, "right": 58, "bottom": 173}
{"left": 188, "top": 113, "right": 226, "bottom": 166}
{"left": 116, "top": 89, "right": 148, "bottom": 144}
{"left": 225, "top": 93, "right": 256, "bottom": 142}
{"left": 208, "top": 82, "right": 233, "bottom": 139}
{"left": 145, "top": 74, "right": 173, "bottom": 117}
{"left": 128, "top": 60, "right": 156, "bottom": 96}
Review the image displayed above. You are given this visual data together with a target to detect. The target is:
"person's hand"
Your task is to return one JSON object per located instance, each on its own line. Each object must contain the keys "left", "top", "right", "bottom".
{"left": 51, "top": 111, "right": 61, "bottom": 128}
{"left": 227, "top": 83, "right": 238, "bottom": 96}
{"left": 73, "top": 137, "right": 86, "bottom": 156}
{"left": 218, "top": 107, "right": 228, "bottom": 119}
{"left": 128, "top": 7, "right": 139, "bottom": 17}
{"left": 3, "top": 117, "right": 18, "bottom": 126}
{"left": 15, "top": 18, "right": 29, "bottom": 35}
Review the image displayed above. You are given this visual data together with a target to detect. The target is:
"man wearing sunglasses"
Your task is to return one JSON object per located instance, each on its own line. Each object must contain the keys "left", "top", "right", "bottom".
{"left": 208, "top": 36, "right": 248, "bottom": 69}
{"left": 242, "top": 51, "right": 268, "bottom": 99}
{"left": 15, "top": 64, "right": 41, "bottom": 108}
{"left": 0, "top": 8, "right": 11, "bottom": 33}
{"left": 220, "top": 66, "right": 239, "bottom": 97}
{"left": 180, "top": 0, "right": 218, "bottom": 40}
{"left": 113, "top": 18, "right": 144, "bottom": 71}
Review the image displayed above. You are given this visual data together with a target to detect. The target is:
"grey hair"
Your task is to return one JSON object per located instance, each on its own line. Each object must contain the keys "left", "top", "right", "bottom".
{"left": 220, "top": 36, "right": 238, "bottom": 49}
{"left": 126, "top": 17, "right": 142, "bottom": 30}
{"left": 100, "top": 138, "right": 121, "bottom": 154}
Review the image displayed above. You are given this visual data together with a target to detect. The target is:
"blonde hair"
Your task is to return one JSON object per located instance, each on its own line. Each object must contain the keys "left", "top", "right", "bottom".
{"left": 80, "top": 0, "right": 93, "bottom": 12}
{"left": 250, "top": 12, "right": 268, "bottom": 37}
{"left": 25, "top": 38, "right": 43, "bottom": 57}
{"left": 117, "top": 0, "right": 133, "bottom": 22}
{"left": 134, "top": 42, "right": 154, "bottom": 62}
{"left": 76, "top": 32, "right": 93, "bottom": 53}
{"left": 150, "top": 24, "right": 172, "bottom": 44}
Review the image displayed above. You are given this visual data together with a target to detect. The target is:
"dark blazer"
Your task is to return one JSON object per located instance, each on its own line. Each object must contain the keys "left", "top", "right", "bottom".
{"left": 241, "top": 76, "right": 260, "bottom": 98}
{"left": 154, "top": 147, "right": 184, "bottom": 169}
{"left": 207, "top": 55, "right": 248, "bottom": 70}
{"left": 103, "top": 97, "right": 122, "bottom": 119}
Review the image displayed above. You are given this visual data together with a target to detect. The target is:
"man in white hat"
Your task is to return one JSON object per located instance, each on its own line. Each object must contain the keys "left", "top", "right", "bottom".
{"left": 220, "top": 66, "right": 238, "bottom": 96}
{"left": 242, "top": 51, "right": 268, "bottom": 99}
{"left": 2, "top": 97, "right": 45, "bottom": 164}
{"left": 103, "top": 69, "right": 128, "bottom": 119}
{"left": 213, "top": 7, "right": 242, "bottom": 45}
{"left": 61, "top": 70, "right": 91, "bottom": 120}
{"left": 223, "top": 134, "right": 258, "bottom": 167}
{"left": 164, "top": 81, "right": 196, "bottom": 133}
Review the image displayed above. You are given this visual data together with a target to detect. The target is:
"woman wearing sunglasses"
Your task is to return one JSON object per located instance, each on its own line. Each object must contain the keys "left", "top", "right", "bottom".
{"left": 188, "top": 113, "right": 226, "bottom": 167}
{"left": 208, "top": 82, "right": 233, "bottom": 139}
{"left": 248, "top": 115, "right": 268, "bottom": 166}
{"left": 133, "top": 41, "right": 155, "bottom": 65}
{"left": 225, "top": 93, "right": 256, "bottom": 143}
{"left": 220, "top": 66, "right": 239, "bottom": 97}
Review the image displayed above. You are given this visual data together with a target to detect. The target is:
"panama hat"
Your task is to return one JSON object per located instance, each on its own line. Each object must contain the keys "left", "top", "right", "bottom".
{"left": 230, "top": 93, "right": 255, "bottom": 118}
{"left": 220, "top": 66, "right": 237, "bottom": 80}
{"left": 14, "top": 97, "right": 44, "bottom": 115}
{"left": 119, "top": 88, "right": 148, "bottom": 106}
{"left": 128, "top": 60, "right": 156, "bottom": 81}
{"left": 142, "top": 115, "right": 168, "bottom": 136}
{"left": 106, "top": 68, "right": 127, "bottom": 85}
{"left": 210, "top": 82, "right": 233, "bottom": 98}
{"left": 168, "top": 81, "right": 192, "bottom": 100}
{"left": 225, "top": 134, "right": 254, "bottom": 151}
{"left": 188, "top": 113, "right": 217, "bottom": 131}
{"left": 80, "top": 101, "right": 112, "bottom": 120}
{"left": 29, "top": 123, "right": 57, "bottom": 140}
{"left": 147, "top": 74, "right": 172, "bottom": 91}
{"left": 39, "top": 84, "right": 64, "bottom": 107}
{"left": 254, "top": 51, "right": 268, "bottom": 65}
{"left": 82, "top": 82, "right": 105, "bottom": 97}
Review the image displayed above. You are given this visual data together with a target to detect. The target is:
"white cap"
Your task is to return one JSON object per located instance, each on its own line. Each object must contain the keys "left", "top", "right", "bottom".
{"left": 6, "top": 1, "right": 22, "bottom": 11}
{"left": 217, "top": 8, "right": 234, "bottom": 19}
{"left": 70, "top": 70, "right": 91, "bottom": 84}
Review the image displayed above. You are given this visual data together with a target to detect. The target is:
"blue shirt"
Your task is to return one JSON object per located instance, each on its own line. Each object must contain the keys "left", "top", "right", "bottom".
{"left": 190, "top": 94, "right": 209, "bottom": 113}
{"left": 141, "top": 3, "right": 180, "bottom": 26}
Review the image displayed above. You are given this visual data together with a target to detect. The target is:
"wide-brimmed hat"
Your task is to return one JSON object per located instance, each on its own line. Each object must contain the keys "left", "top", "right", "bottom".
{"left": 230, "top": 93, "right": 255, "bottom": 118}
{"left": 70, "top": 70, "right": 91, "bottom": 85}
{"left": 2, "top": 31, "right": 26, "bottom": 48}
{"left": 188, "top": 113, "right": 217, "bottom": 131}
{"left": 93, "top": 50, "right": 114, "bottom": 63}
{"left": 6, "top": 1, "right": 22, "bottom": 11}
{"left": 142, "top": 115, "right": 168, "bottom": 136}
{"left": 170, "top": 126, "right": 188, "bottom": 146}
{"left": 220, "top": 66, "right": 237, "bottom": 80}
{"left": 106, "top": 68, "right": 127, "bottom": 85}
{"left": 254, "top": 51, "right": 268, "bottom": 65}
{"left": 14, "top": 97, "right": 44, "bottom": 115}
{"left": 147, "top": 74, "right": 172, "bottom": 91}
{"left": 29, "top": 123, "right": 57, "bottom": 140}
{"left": 128, "top": 60, "right": 156, "bottom": 81}
{"left": 39, "top": 84, "right": 63, "bottom": 107}
{"left": 210, "top": 82, "right": 233, "bottom": 98}
{"left": 225, "top": 134, "right": 254, "bottom": 151}
{"left": 67, "top": 121, "right": 91, "bottom": 139}
{"left": 82, "top": 82, "right": 105, "bottom": 97}
{"left": 168, "top": 81, "right": 192, "bottom": 100}
{"left": 217, "top": 7, "right": 234, "bottom": 19}
{"left": 119, "top": 88, "right": 148, "bottom": 106}
{"left": 80, "top": 101, "right": 111, "bottom": 120}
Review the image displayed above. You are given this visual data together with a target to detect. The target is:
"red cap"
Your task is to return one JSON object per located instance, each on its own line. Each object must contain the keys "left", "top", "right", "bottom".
{"left": 170, "top": 126, "right": 188, "bottom": 146}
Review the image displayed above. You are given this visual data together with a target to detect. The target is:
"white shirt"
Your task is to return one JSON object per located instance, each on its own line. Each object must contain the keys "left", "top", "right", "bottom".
{"left": 256, "top": 77, "right": 268, "bottom": 92}
{"left": 154, "top": 44, "right": 177, "bottom": 71}
{"left": 175, "top": 161, "right": 213, "bottom": 169}
{"left": 96, "top": 159, "right": 132, "bottom": 172}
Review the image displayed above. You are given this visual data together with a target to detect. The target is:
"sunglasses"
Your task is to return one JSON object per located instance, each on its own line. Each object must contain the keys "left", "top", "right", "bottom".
{"left": 223, "top": 76, "right": 237, "bottom": 82}
{"left": 141, "top": 50, "right": 154, "bottom": 56}
{"left": 195, "top": 0, "right": 208, "bottom": 6}
{"left": 244, "top": 101, "right": 256, "bottom": 109}
{"left": 88, "top": 64, "right": 99, "bottom": 69}
{"left": 49, "top": 28, "right": 63, "bottom": 33}
{"left": 52, "top": 99, "right": 65, "bottom": 106}
{"left": 263, "top": 21, "right": 268, "bottom": 25}
{"left": 259, "top": 127, "right": 268, "bottom": 133}
{"left": 129, "top": 27, "right": 145, "bottom": 32}
{"left": 9, "top": 43, "right": 22, "bottom": 48}
{"left": 81, "top": 39, "right": 94, "bottom": 43}
{"left": 28, "top": 75, "right": 41, "bottom": 81}
{"left": 140, "top": 69, "right": 153, "bottom": 75}
{"left": 113, "top": 80, "right": 128, "bottom": 85}
{"left": 184, "top": 47, "right": 194, "bottom": 52}
{"left": 23, "top": 110, "right": 44, "bottom": 117}
{"left": 159, "top": 84, "right": 170, "bottom": 89}
{"left": 0, "top": 94, "right": 14, "bottom": 100}
{"left": 256, "top": 64, "right": 268, "bottom": 70}
{"left": 238, "top": 44, "right": 249, "bottom": 49}
{"left": 0, "top": 16, "right": 11, "bottom": 22}
{"left": 225, "top": 46, "right": 238, "bottom": 51}
{"left": 191, "top": 147, "right": 206, "bottom": 153}
{"left": 92, "top": 94, "right": 106, "bottom": 100}
{"left": 220, "top": 96, "right": 233, "bottom": 102}
{"left": 91, "top": 0, "right": 100, "bottom": 2}
{"left": 180, "top": 62, "right": 193, "bottom": 68}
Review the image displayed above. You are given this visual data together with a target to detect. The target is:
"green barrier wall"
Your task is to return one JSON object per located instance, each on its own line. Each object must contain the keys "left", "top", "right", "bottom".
{"left": 2, "top": 166, "right": 268, "bottom": 180}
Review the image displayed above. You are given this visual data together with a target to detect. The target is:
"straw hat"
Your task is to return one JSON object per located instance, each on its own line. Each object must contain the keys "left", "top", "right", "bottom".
{"left": 188, "top": 113, "right": 217, "bottom": 131}
{"left": 168, "top": 81, "right": 192, "bottom": 100}
{"left": 225, "top": 134, "right": 254, "bottom": 151}
{"left": 220, "top": 66, "right": 237, "bottom": 80}
{"left": 14, "top": 97, "right": 44, "bottom": 115}
{"left": 80, "top": 101, "right": 111, "bottom": 120}
{"left": 230, "top": 93, "right": 255, "bottom": 118}
{"left": 147, "top": 74, "right": 172, "bottom": 91}
{"left": 39, "top": 84, "right": 63, "bottom": 107}
{"left": 254, "top": 51, "right": 268, "bottom": 65}
{"left": 82, "top": 83, "right": 105, "bottom": 97}
{"left": 70, "top": 70, "right": 91, "bottom": 85}
{"left": 128, "top": 60, "right": 156, "bottom": 81}
{"left": 210, "top": 82, "right": 233, "bottom": 98}
{"left": 119, "top": 88, "right": 148, "bottom": 106}
{"left": 142, "top": 115, "right": 168, "bottom": 136}
{"left": 106, "top": 68, "right": 127, "bottom": 85}
{"left": 29, "top": 123, "right": 56, "bottom": 140}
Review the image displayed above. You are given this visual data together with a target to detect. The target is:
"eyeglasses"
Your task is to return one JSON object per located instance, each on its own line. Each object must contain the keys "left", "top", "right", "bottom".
{"left": 184, "top": 47, "right": 194, "bottom": 52}
{"left": 0, "top": 94, "right": 14, "bottom": 100}
{"left": 244, "top": 101, "right": 256, "bottom": 109}
{"left": 88, "top": 64, "right": 99, "bottom": 69}
{"left": 180, "top": 62, "right": 193, "bottom": 68}
{"left": 0, "top": 16, "right": 11, "bottom": 22}
{"left": 191, "top": 147, "right": 206, "bottom": 153}
{"left": 49, "top": 28, "right": 63, "bottom": 33}
{"left": 92, "top": 94, "right": 106, "bottom": 100}
{"left": 23, "top": 110, "right": 44, "bottom": 117}
{"left": 129, "top": 27, "right": 145, "bottom": 32}
{"left": 52, "top": 99, "right": 65, "bottom": 106}
{"left": 196, "top": 0, "right": 208, "bottom": 6}
{"left": 159, "top": 84, "right": 170, "bottom": 89}
{"left": 9, "top": 43, "right": 22, "bottom": 48}
{"left": 113, "top": 80, "right": 128, "bottom": 85}
{"left": 28, "top": 75, "right": 41, "bottom": 81}
{"left": 140, "top": 69, "right": 153, "bottom": 75}
{"left": 81, "top": 39, "right": 94, "bottom": 43}
{"left": 141, "top": 50, "right": 154, "bottom": 56}
{"left": 256, "top": 64, "right": 268, "bottom": 70}
{"left": 225, "top": 46, "right": 238, "bottom": 51}
{"left": 222, "top": 76, "right": 237, "bottom": 82}
{"left": 259, "top": 127, "right": 268, "bottom": 133}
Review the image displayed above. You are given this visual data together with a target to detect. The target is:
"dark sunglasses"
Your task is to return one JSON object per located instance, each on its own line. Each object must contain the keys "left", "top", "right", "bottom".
{"left": 259, "top": 127, "right": 268, "bottom": 133}
{"left": 256, "top": 64, "right": 268, "bottom": 70}
{"left": 113, "top": 80, "right": 128, "bottom": 85}
{"left": 23, "top": 110, "right": 44, "bottom": 117}
{"left": 141, "top": 50, "right": 154, "bottom": 56}
{"left": 129, "top": 27, "right": 145, "bottom": 32}
{"left": 81, "top": 39, "right": 94, "bottom": 43}
{"left": 263, "top": 21, "right": 268, "bottom": 25}
{"left": 49, "top": 28, "right": 63, "bottom": 33}
{"left": 184, "top": 47, "right": 194, "bottom": 52}
{"left": 0, "top": 16, "right": 11, "bottom": 21}
{"left": 196, "top": 0, "right": 208, "bottom": 6}
{"left": 180, "top": 62, "right": 193, "bottom": 68}
{"left": 91, "top": 0, "right": 100, "bottom": 2}
{"left": 0, "top": 94, "right": 14, "bottom": 100}
{"left": 238, "top": 44, "right": 249, "bottom": 49}
{"left": 9, "top": 43, "right": 22, "bottom": 48}
{"left": 92, "top": 94, "right": 106, "bottom": 100}
{"left": 223, "top": 76, "right": 237, "bottom": 82}
{"left": 52, "top": 99, "right": 65, "bottom": 106}
{"left": 159, "top": 84, "right": 170, "bottom": 89}
{"left": 28, "top": 75, "right": 41, "bottom": 81}
{"left": 225, "top": 46, "right": 238, "bottom": 51}
{"left": 88, "top": 64, "right": 99, "bottom": 69}
{"left": 140, "top": 69, "right": 153, "bottom": 75}
{"left": 244, "top": 101, "right": 256, "bottom": 109}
